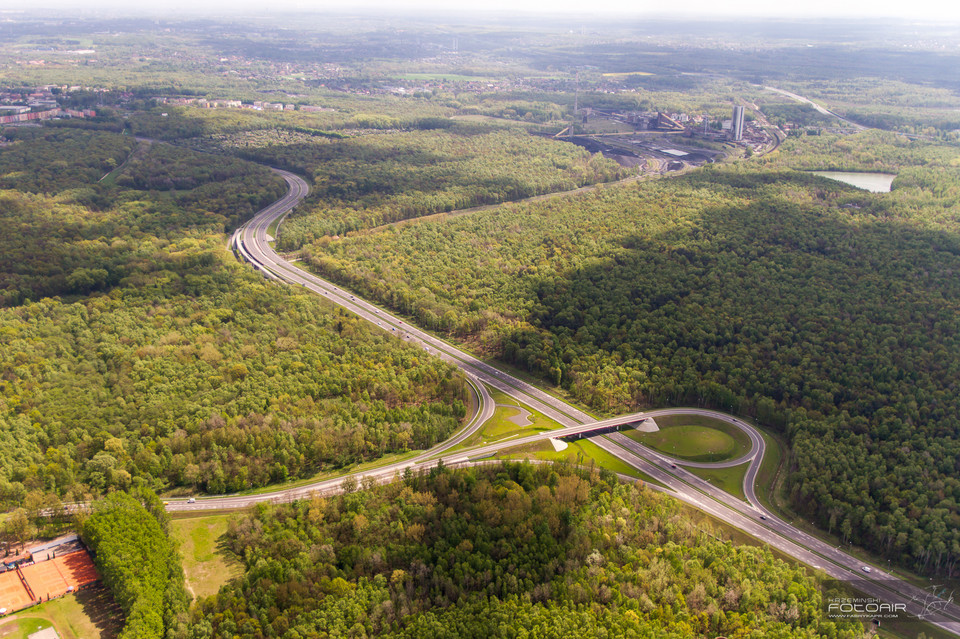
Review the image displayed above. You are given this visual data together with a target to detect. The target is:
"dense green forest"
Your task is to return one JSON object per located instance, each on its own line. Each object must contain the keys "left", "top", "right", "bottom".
{"left": 191, "top": 462, "right": 863, "bottom": 638}
{"left": 0, "top": 126, "right": 469, "bottom": 507}
{"left": 81, "top": 488, "right": 190, "bottom": 639}
{"left": 229, "top": 127, "right": 628, "bottom": 242}
{"left": 123, "top": 102, "right": 458, "bottom": 142}
{"left": 0, "top": 128, "right": 287, "bottom": 220}
{"left": 0, "top": 128, "right": 286, "bottom": 306}
{"left": 306, "top": 130, "right": 960, "bottom": 576}
{"left": 0, "top": 243, "right": 467, "bottom": 503}
{"left": 60, "top": 107, "right": 627, "bottom": 243}
{"left": 0, "top": 127, "right": 137, "bottom": 194}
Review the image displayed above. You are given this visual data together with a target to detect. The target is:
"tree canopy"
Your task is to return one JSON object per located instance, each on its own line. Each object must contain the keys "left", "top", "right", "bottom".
{"left": 191, "top": 463, "right": 862, "bottom": 638}
{"left": 306, "top": 130, "right": 960, "bottom": 576}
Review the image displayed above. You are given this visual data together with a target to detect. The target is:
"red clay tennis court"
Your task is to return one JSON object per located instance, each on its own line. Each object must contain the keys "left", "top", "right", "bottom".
{"left": 0, "top": 568, "right": 35, "bottom": 613}
{"left": 21, "top": 561, "right": 68, "bottom": 601}
{"left": 20, "top": 550, "right": 99, "bottom": 601}
{"left": 54, "top": 550, "right": 99, "bottom": 588}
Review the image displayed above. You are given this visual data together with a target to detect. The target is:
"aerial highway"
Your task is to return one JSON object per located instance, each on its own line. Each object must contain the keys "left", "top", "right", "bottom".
{"left": 763, "top": 86, "right": 868, "bottom": 131}
{"left": 215, "top": 168, "right": 960, "bottom": 634}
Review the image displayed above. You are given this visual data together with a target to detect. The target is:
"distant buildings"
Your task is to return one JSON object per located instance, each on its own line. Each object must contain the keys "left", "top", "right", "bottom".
{"left": 151, "top": 97, "right": 337, "bottom": 113}
{"left": 0, "top": 108, "right": 96, "bottom": 125}
{"left": 731, "top": 105, "right": 745, "bottom": 141}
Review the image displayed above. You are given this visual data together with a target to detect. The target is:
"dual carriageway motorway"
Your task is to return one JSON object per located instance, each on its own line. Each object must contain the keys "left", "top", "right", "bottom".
{"left": 207, "top": 168, "right": 960, "bottom": 634}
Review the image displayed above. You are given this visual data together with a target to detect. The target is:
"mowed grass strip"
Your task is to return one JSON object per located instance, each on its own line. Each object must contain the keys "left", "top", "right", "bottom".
{"left": 170, "top": 514, "right": 242, "bottom": 600}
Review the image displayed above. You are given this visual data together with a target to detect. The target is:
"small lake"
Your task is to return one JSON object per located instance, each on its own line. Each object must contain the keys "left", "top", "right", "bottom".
{"left": 809, "top": 171, "right": 896, "bottom": 193}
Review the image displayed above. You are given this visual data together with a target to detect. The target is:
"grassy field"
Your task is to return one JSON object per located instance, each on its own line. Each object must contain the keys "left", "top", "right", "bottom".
{"left": 449, "top": 388, "right": 565, "bottom": 452}
{"left": 0, "top": 617, "right": 50, "bottom": 639}
{"left": 0, "top": 586, "right": 122, "bottom": 639}
{"left": 687, "top": 463, "right": 749, "bottom": 501}
{"left": 625, "top": 414, "right": 752, "bottom": 463}
{"left": 629, "top": 425, "right": 737, "bottom": 462}
{"left": 170, "top": 514, "right": 243, "bottom": 600}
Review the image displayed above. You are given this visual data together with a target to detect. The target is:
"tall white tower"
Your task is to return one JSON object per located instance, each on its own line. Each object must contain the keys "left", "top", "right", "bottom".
{"left": 732, "top": 106, "right": 745, "bottom": 141}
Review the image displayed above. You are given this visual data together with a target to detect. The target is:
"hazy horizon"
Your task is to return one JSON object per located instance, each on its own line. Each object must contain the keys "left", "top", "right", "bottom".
{"left": 3, "top": 0, "right": 960, "bottom": 23}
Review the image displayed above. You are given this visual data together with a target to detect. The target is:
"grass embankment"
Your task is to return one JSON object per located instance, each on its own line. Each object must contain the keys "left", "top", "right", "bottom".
{"left": 226, "top": 382, "right": 481, "bottom": 496}
{"left": 490, "top": 412, "right": 950, "bottom": 639}
{"left": 170, "top": 514, "right": 243, "bottom": 600}
{"left": 624, "top": 414, "right": 752, "bottom": 463}
{"left": 267, "top": 217, "right": 281, "bottom": 241}
{"left": 687, "top": 463, "right": 749, "bottom": 502}
{"left": 875, "top": 617, "right": 956, "bottom": 639}
{"left": 754, "top": 426, "right": 786, "bottom": 511}
{"left": 746, "top": 422, "right": 941, "bottom": 589}
{"left": 449, "top": 388, "right": 566, "bottom": 453}
{"left": 494, "top": 437, "right": 664, "bottom": 487}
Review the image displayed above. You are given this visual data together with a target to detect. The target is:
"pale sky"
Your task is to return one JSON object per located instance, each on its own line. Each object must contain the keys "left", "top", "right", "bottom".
{"left": 11, "top": 0, "right": 960, "bottom": 21}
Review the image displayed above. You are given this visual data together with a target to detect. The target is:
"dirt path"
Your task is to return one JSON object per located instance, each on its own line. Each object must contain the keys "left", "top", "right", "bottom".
{"left": 98, "top": 138, "right": 151, "bottom": 183}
